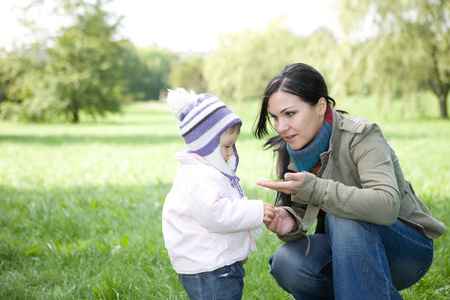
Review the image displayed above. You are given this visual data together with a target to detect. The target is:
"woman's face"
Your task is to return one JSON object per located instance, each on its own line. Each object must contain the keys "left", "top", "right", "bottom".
{"left": 268, "top": 90, "right": 326, "bottom": 150}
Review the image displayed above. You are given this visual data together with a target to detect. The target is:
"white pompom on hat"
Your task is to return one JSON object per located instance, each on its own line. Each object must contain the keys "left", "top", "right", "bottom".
{"left": 166, "top": 87, "right": 198, "bottom": 120}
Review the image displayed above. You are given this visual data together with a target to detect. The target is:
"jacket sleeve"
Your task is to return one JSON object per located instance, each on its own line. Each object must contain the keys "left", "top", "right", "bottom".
{"left": 187, "top": 170, "right": 264, "bottom": 233}
{"left": 292, "top": 124, "right": 401, "bottom": 226}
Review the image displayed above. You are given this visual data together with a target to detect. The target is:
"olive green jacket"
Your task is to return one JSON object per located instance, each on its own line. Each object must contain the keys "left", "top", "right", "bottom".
{"left": 272, "top": 109, "right": 445, "bottom": 243}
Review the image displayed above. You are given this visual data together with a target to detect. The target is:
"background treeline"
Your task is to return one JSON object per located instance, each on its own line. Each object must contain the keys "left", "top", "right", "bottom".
{"left": 0, "top": 0, "right": 448, "bottom": 123}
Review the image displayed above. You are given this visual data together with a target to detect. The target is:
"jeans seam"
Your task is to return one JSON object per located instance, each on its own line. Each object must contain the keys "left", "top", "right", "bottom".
{"left": 195, "top": 273, "right": 203, "bottom": 299}
{"left": 208, "top": 271, "right": 217, "bottom": 299}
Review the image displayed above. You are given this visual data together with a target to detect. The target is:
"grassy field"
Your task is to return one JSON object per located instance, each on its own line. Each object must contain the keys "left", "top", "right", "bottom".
{"left": 0, "top": 96, "right": 449, "bottom": 299}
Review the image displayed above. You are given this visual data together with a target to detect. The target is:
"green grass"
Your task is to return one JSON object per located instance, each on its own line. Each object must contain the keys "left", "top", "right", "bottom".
{"left": 0, "top": 97, "right": 449, "bottom": 299}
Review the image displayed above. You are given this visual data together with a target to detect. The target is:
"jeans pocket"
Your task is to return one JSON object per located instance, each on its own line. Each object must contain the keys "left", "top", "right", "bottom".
{"left": 218, "top": 265, "right": 233, "bottom": 278}
{"left": 216, "top": 262, "right": 245, "bottom": 279}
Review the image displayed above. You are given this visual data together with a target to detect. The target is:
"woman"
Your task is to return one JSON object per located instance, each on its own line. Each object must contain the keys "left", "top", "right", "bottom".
{"left": 254, "top": 63, "right": 445, "bottom": 299}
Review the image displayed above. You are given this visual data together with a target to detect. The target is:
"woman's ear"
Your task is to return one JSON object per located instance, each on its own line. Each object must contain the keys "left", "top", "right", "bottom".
{"left": 317, "top": 97, "right": 327, "bottom": 117}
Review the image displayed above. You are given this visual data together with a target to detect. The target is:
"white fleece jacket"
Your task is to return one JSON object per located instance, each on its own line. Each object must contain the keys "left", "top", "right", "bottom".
{"left": 162, "top": 151, "right": 264, "bottom": 274}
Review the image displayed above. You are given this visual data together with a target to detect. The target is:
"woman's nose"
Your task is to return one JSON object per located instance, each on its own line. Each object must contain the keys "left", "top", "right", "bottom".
{"left": 276, "top": 119, "right": 289, "bottom": 133}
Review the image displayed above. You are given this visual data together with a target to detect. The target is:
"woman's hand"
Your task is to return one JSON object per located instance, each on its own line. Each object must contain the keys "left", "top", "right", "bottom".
{"left": 257, "top": 172, "right": 305, "bottom": 195}
{"left": 264, "top": 207, "right": 296, "bottom": 236}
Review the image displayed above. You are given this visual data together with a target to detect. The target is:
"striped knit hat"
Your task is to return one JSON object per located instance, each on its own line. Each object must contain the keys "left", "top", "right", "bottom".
{"left": 166, "top": 88, "right": 244, "bottom": 195}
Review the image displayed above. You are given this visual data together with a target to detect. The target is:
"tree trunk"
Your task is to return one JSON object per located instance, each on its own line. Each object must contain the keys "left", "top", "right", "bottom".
{"left": 438, "top": 92, "right": 448, "bottom": 119}
{"left": 72, "top": 110, "right": 79, "bottom": 123}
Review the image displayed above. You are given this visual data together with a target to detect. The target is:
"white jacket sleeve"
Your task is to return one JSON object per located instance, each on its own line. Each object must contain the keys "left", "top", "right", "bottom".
{"left": 186, "top": 168, "right": 264, "bottom": 234}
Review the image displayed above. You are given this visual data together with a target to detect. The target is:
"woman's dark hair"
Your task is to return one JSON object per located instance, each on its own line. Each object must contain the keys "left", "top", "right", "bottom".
{"left": 252, "top": 63, "right": 336, "bottom": 139}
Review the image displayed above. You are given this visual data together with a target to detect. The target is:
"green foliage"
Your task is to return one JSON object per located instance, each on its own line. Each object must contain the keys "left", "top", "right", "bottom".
{"left": 134, "top": 45, "right": 177, "bottom": 100}
{"left": 0, "top": 48, "right": 50, "bottom": 121}
{"left": 169, "top": 55, "right": 206, "bottom": 93}
{"left": 339, "top": 0, "right": 450, "bottom": 118}
{"left": 202, "top": 18, "right": 342, "bottom": 104}
{"left": 204, "top": 18, "right": 311, "bottom": 102}
{"left": 0, "top": 99, "right": 448, "bottom": 299}
{"left": 203, "top": 1, "right": 449, "bottom": 118}
{"left": 120, "top": 42, "right": 177, "bottom": 101}
{"left": 45, "top": 1, "right": 124, "bottom": 122}
{"left": 0, "top": 0, "right": 125, "bottom": 123}
{"left": 2, "top": 0, "right": 449, "bottom": 122}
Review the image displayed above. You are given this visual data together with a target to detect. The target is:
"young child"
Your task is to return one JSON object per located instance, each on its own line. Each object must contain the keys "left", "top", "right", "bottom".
{"left": 162, "top": 88, "right": 274, "bottom": 299}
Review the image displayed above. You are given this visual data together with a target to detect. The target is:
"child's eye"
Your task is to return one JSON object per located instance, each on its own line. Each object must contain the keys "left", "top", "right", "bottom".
{"left": 286, "top": 112, "right": 295, "bottom": 117}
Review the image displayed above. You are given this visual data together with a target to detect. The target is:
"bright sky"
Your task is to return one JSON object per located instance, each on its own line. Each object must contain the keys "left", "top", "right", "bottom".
{"left": 0, "top": 0, "right": 340, "bottom": 52}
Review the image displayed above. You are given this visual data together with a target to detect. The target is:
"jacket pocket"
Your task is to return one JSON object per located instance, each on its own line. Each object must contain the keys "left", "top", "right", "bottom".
{"left": 398, "top": 181, "right": 416, "bottom": 218}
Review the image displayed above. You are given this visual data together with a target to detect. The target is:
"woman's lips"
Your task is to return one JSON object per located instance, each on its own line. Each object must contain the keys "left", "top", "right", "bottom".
{"left": 284, "top": 134, "right": 296, "bottom": 143}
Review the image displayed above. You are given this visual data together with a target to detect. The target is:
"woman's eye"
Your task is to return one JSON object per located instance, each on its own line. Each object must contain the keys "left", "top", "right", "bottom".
{"left": 287, "top": 112, "right": 295, "bottom": 117}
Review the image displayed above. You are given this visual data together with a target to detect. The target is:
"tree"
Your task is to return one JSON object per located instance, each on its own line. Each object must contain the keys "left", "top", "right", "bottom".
{"left": 297, "top": 28, "right": 343, "bottom": 98}
{"left": 169, "top": 55, "right": 206, "bottom": 93}
{"left": 0, "top": 45, "right": 70, "bottom": 122}
{"left": 120, "top": 43, "right": 178, "bottom": 101}
{"left": 204, "top": 18, "right": 310, "bottom": 102}
{"left": 46, "top": 1, "right": 124, "bottom": 122}
{"left": 133, "top": 45, "right": 177, "bottom": 100}
{"left": 0, "top": 48, "right": 41, "bottom": 120}
{"left": 0, "top": 0, "right": 125, "bottom": 123}
{"left": 339, "top": 0, "right": 450, "bottom": 118}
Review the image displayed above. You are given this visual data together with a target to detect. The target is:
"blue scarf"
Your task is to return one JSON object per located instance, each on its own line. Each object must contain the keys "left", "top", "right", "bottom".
{"left": 287, "top": 121, "right": 332, "bottom": 172}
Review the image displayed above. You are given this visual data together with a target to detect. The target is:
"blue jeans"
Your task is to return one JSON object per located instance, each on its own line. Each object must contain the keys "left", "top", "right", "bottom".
{"left": 269, "top": 214, "right": 434, "bottom": 300}
{"left": 179, "top": 261, "right": 245, "bottom": 300}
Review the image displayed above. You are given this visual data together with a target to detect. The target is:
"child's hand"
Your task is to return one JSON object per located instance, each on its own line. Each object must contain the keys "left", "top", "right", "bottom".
{"left": 263, "top": 202, "right": 275, "bottom": 223}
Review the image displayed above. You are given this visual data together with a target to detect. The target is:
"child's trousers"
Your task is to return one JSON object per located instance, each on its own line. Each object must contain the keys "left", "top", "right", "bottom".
{"left": 179, "top": 261, "right": 245, "bottom": 300}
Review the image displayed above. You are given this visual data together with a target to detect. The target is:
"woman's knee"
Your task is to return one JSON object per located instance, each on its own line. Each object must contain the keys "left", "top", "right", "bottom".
{"left": 269, "top": 239, "right": 334, "bottom": 298}
{"left": 269, "top": 237, "right": 332, "bottom": 285}
{"left": 269, "top": 243, "right": 297, "bottom": 279}
{"left": 269, "top": 240, "right": 309, "bottom": 288}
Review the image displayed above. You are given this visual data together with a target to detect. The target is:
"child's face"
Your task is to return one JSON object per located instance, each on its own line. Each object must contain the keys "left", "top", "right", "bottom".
{"left": 219, "top": 131, "right": 239, "bottom": 162}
